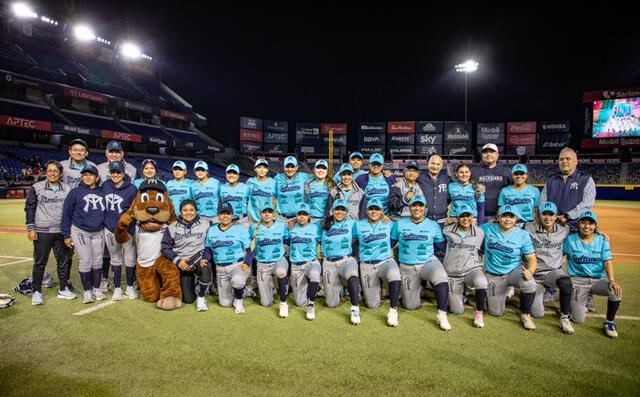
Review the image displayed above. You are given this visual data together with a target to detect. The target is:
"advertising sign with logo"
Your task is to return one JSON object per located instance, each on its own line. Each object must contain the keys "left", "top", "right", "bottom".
{"left": 160, "top": 109, "right": 189, "bottom": 121}
{"left": 264, "top": 132, "right": 289, "bottom": 144}
{"left": 63, "top": 87, "right": 109, "bottom": 104}
{"left": 539, "top": 120, "right": 570, "bottom": 133}
{"left": 240, "top": 129, "right": 263, "bottom": 143}
{"left": 415, "top": 121, "right": 443, "bottom": 134}
{"left": 444, "top": 122, "right": 472, "bottom": 143}
{"left": 321, "top": 134, "right": 347, "bottom": 145}
{"left": 0, "top": 115, "right": 52, "bottom": 132}
{"left": 507, "top": 133, "right": 536, "bottom": 146}
{"left": 388, "top": 121, "right": 415, "bottom": 133}
{"left": 415, "top": 145, "right": 442, "bottom": 155}
{"left": 359, "top": 146, "right": 385, "bottom": 155}
{"left": 241, "top": 141, "right": 262, "bottom": 153}
{"left": 505, "top": 145, "right": 536, "bottom": 155}
{"left": 581, "top": 137, "right": 640, "bottom": 148}
{"left": 264, "top": 143, "right": 288, "bottom": 154}
{"left": 100, "top": 129, "right": 142, "bottom": 143}
{"left": 443, "top": 144, "right": 473, "bottom": 156}
{"left": 389, "top": 134, "right": 415, "bottom": 145}
{"left": 507, "top": 121, "right": 536, "bottom": 134}
{"left": 582, "top": 87, "right": 640, "bottom": 102}
{"left": 477, "top": 122, "right": 506, "bottom": 144}
{"left": 537, "top": 133, "right": 571, "bottom": 153}
{"left": 321, "top": 123, "right": 347, "bottom": 135}
{"left": 415, "top": 134, "right": 443, "bottom": 145}
{"left": 358, "top": 122, "right": 386, "bottom": 134}
{"left": 265, "top": 120, "right": 288, "bottom": 132}
{"left": 359, "top": 134, "right": 386, "bottom": 146}
{"left": 389, "top": 145, "right": 415, "bottom": 155}
{"left": 240, "top": 116, "right": 263, "bottom": 130}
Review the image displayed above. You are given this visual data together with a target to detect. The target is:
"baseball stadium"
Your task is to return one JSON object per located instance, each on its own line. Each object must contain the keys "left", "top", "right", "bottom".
{"left": 0, "top": 3, "right": 639, "bottom": 397}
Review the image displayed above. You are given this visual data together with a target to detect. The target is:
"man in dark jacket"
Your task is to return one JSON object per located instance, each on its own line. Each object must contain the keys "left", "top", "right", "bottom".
{"left": 470, "top": 144, "right": 512, "bottom": 221}
{"left": 416, "top": 155, "right": 451, "bottom": 225}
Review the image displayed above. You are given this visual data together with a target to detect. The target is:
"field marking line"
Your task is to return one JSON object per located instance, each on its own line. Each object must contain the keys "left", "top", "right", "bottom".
{"left": 613, "top": 252, "right": 640, "bottom": 257}
{"left": 544, "top": 311, "right": 640, "bottom": 321}
{"left": 73, "top": 300, "right": 117, "bottom": 316}
{"left": 0, "top": 256, "right": 32, "bottom": 267}
{"left": 0, "top": 255, "right": 32, "bottom": 259}
{"left": 0, "top": 259, "right": 32, "bottom": 266}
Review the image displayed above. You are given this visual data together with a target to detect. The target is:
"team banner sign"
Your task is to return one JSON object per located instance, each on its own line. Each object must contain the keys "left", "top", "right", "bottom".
{"left": 415, "top": 121, "right": 444, "bottom": 134}
{"left": 359, "top": 122, "right": 386, "bottom": 134}
{"left": 507, "top": 121, "right": 536, "bottom": 134}
{"left": 265, "top": 120, "right": 288, "bottom": 132}
{"left": 477, "top": 122, "right": 506, "bottom": 145}
{"left": 241, "top": 116, "right": 263, "bottom": 130}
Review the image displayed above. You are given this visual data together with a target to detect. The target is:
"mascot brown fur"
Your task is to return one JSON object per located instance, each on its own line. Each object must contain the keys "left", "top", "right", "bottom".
{"left": 114, "top": 180, "right": 182, "bottom": 310}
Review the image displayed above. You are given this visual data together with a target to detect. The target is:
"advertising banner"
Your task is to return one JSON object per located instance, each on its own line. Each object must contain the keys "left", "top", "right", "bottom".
{"left": 264, "top": 120, "right": 288, "bottom": 132}
{"left": 241, "top": 141, "right": 262, "bottom": 153}
{"left": 100, "top": 129, "right": 143, "bottom": 143}
{"left": 582, "top": 87, "right": 640, "bottom": 102}
{"left": 321, "top": 134, "right": 348, "bottom": 145}
{"left": 0, "top": 115, "right": 52, "bottom": 132}
{"left": 389, "top": 145, "right": 415, "bottom": 155}
{"left": 537, "top": 133, "right": 571, "bottom": 153}
{"left": 443, "top": 144, "right": 473, "bottom": 156}
{"left": 52, "top": 123, "right": 99, "bottom": 137}
{"left": 388, "top": 121, "right": 415, "bottom": 133}
{"left": 359, "top": 146, "right": 385, "bottom": 155}
{"left": 477, "top": 122, "right": 506, "bottom": 144}
{"left": 121, "top": 100, "right": 153, "bottom": 114}
{"left": 240, "top": 116, "right": 263, "bottom": 130}
{"left": 264, "top": 143, "right": 288, "bottom": 154}
{"left": 240, "top": 129, "right": 263, "bottom": 143}
{"left": 321, "top": 123, "right": 347, "bottom": 134}
{"left": 415, "top": 121, "right": 443, "bottom": 134}
{"left": 444, "top": 121, "right": 472, "bottom": 142}
{"left": 388, "top": 134, "right": 415, "bottom": 145}
{"left": 414, "top": 145, "right": 442, "bottom": 155}
{"left": 505, "top": 145, "right": 536, "bottom": 155}
{"left": 263, "top": 132, "right": 289, "bottom": 144}
{"left": 359, "top": 134, "right": 386, "bottom": 145}
{"left": 63, "top": 87, "right": 109, "bottom": 104}
{"left": 160, "top": 109, "right": 189, "bottom": 121}
{"left": 581, "top": 137, "right": 640, "bottom": 148}
{"left": 539, "top": 120, "right": 570, "bottom": 133}
{"left": 507, "top": 133, "right": 536, "bottom": 146}
{"left": 507, "top": 121, "right": 536, "bottom": 134}
{"left": 415, "top": 134, "right": 443, "bottom": 146}
{"left": 358, "top": 121, "right": 386, "bottom": 134}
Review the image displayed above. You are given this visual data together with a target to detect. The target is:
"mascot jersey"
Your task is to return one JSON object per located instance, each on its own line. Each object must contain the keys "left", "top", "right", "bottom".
{"left": 135, "top": 224, "right": 168, "bottom": 267}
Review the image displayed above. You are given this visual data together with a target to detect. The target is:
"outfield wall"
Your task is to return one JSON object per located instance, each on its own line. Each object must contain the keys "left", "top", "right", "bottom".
{"left": 532, "top": 185, "right": 640, "bottom": 201}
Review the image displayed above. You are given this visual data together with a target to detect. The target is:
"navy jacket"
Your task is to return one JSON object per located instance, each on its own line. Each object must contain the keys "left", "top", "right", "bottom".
{"left": 61, "top": 181, "right": 106, "bottom": 238}
{"left": 101, "top": 176, "right": 137, "bottom": 233}
{"left": 416, "top": 171, "right": 451, "bottom": 221}
{"left": 470, "top": 163, "right": 512, "bottom": 216}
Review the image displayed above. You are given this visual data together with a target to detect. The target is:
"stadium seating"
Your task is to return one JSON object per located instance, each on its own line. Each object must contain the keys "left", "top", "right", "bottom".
{"left": 0, "top": 98, "right": 66, "bottom": 123}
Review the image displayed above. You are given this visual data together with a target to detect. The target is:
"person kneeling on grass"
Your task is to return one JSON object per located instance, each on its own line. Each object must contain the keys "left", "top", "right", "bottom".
{"left": 161, "top": 200, "right": 211, "bottom": 312}
{"left": 563, "top": 210, "right": 622, "bottom": 338}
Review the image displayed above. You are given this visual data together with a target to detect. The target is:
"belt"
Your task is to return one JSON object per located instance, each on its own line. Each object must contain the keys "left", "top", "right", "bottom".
{"left": 217, "top": 258, "right": 244, "bottom": 267}
{"left": 326, "top": 256, "right": 347, "bottom": 262}
{"left": 362, "top": 258, "right": 390, "bottom": 265}
{"left": 292, "top": 260, "right": 313, "bottom": 266}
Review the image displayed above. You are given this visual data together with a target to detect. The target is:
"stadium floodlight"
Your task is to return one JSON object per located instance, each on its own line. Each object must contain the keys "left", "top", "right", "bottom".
{"left": 120, "top": 42, "right": 141, "bottom": 59}
{"left": 74, "top": 25, "right": 96, "bottom": 41}
{"left": 454, "top": 59, "right": 479, "bottom": 122}
{"left": 12, "top": 2, "right": 37, "bottom": 18}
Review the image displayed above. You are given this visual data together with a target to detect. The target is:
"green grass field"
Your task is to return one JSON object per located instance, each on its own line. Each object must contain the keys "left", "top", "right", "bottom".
{"left": 1, "top": 200, "right": 639, "bottom": 396}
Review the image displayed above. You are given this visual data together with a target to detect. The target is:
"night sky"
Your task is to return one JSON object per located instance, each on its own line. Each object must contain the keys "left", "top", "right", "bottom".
{"left": 47, "top": 2, "right": 640, "bottom": 148}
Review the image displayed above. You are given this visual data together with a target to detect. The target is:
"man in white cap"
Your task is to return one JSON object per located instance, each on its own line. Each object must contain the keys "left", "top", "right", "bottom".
{"left": 470, "top": 143, "right": 513, "bottom": 221}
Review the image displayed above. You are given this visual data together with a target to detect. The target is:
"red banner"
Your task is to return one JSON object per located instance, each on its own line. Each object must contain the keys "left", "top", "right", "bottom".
{"left": 581, "top": 138, "right": 640, "bottom": 148}
{"left": 63, "top": 87, "right": 109, "bottom": 104}
{"left": 321, "top": 123, "right": 347, "bottom": 135}
{"left": 160, "top": 109, "right": 189, "bottom": 121}
{"left": 506, "top": 134, "right": 536, "bottom": 146}
{"left": 100, "top": 129, "right": 142, "bottom": 143}
{"left": 582, "top": 87, "right": 640, "bottom": 102}
{"left": 0, "top": 115, "right": 52, "bottom": 132}
{"left": 240, "top": 129, "right": 263, "bottom": 143}
{"left": 387, "top": 121, "right": 415, "bottom": 133}
{"left": 506, "top": 121, "right": 536, "bottom": 134}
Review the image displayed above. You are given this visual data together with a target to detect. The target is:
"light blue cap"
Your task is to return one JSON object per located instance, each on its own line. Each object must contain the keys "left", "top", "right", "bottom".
{"left": 284, "top": 156, "right": 298, "bottom": 167}
{"left": 578, "top": 210, "right": 598, "bottom": 224}
{"left": 332, "top": 199, "right": 348, "bottom": 210}
{"left": 408, "top": 195, "right": 426, "bottom": 205}
{"left": 350, "top": 152, "right": 363, "bottom": 159}
{"left": 254, "top": 158, "right": 269, "bottom": 168}
{"left": 369, "top": 153, "right": 384, "bottom": 164}
{"left": 194, "top": 161, "right": 208, "bottom": 170}
{"left": 314, "top": 159, "right": 328, "bottom": 168}
{"left": 339, "top": 164, "right": 354, "bottom": 175}
{"left": 456, "top": 203, "right": 477, "bottom": 217}
{"left": 498, "top": 205, "right": 520, "bottom": 217}
{"left": 261, "top": 202, "right": 275, "bottom": 212}
{"left": 297, "top": 203, "right": 311, "bottom": 214}
{"left": 226, "top": 164, "right": 240, "bottom": 173}
{"left": 512, "top": 164, "right": 528, "bottom": 174}
{"left": 172, "top": 161, "right": 187, "bottom": 170}
{"left": 367, "top": 198, "right": 383, "bottom": 209}
{"left": 538, "top": 202, "right": 557, "bottom": 215}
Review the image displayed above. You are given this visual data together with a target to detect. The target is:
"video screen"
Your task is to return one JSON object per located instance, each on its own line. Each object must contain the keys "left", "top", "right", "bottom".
{"left": 592, "top": 97, "right": 640, "bottom": 137}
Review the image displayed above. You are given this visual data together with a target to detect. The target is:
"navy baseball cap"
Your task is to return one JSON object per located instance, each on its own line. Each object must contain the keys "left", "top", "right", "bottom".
{"left": 69, "top": 138, "right": 88, "bottom": 149}
{"left": 261, "top": 202, "right": 275, "bottom": 212}
{"left": 108, "top": 161, "right": 125, "bottom": 173}
{"left": 498, "top": 205, "right": 519, "bottom": 217}
{"left": 297, "top": 203, "right": 311, "bottom": 214}
{"left": 106, "top": 141, "right": 123, "bottom": 151}
{"left": 138, "top": 178, "right": 166, "bottom": 192}
{"left": 194, "top": 161, "right": 208, "bottom": 171}
{"left": 226, "top": 164, "right": 240, "bottom": 173}
{"left": 409, "top": 195, "right": 426, "bottom": 206}
{"left": 457, "top": 204, "right": 477, "bottom": 217}
{"left": 141, "top": 159, "right": 157, "bottom": 169}
{"left": 254, "top": 158, "right": 269, "bottom": 168}
{"left": 579, "top": 210, "right": 598, "bottom": 224}
{"left": 350, "top": 152, "right": 363, "bottom": 159}
{"left": 332, "top": 199, "right": 348, "bottom": 210}
{"left": 218, "top": 202, "right": 234, "bottom": 215}
{"left": 80, "top": 164, "right": 99, "bottom": 175}
{"left": 539, "top": 202, "right": 558, "bottom": 215}
{"left": 284, "top": 156, "right": 298, "bottom": 167}
{"left": 512, "top": 164, "right": 528, "bottom": 174}
{"left": 172, "top": 161, "right": 187, "bottom": 170}
{"left": 369, "top": 153, "right": 384, "bottom": 165}
{"left": 367, "top": 198, "right": 383, "bottom": 209}
{"left": 314, "top": 159, "right": 328, "bottom": 169}
{"left": 405, "top": 161, "right": 419, "bottom": 170}
{"left": 339, "top": 164, "right": 354, "bottom": 175}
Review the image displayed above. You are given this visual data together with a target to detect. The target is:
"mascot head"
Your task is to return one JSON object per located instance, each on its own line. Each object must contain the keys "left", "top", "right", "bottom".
{"left": 131, "top": 179, "right": 176, "bottom": 231}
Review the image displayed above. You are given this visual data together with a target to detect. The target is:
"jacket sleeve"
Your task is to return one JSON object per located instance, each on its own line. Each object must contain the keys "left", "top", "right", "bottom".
{"left": 325, "top": 190, "right": 336, "bottom": 214}
{"left": 385, "top": 174, "right": 396, "bottom": 188}
{"left": 388, "top": 184, "right": 406, "bottom": 213}
{"left": 24, "top": 186, "right": 38, "bottom": 231}
{"left": 60, "top": 190, "right": 75, "bottom": 238}
{"left": 161, "top": 227, "right": 180, "bottom": 264}
{"left": 354, "top": 174, "right": 367, "bottom": 190}
{"left": 358, "top": 195, "right": 368, "bottom": 219}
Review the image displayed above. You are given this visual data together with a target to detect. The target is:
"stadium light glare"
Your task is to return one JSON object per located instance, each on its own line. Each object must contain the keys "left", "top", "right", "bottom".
{"left": 74, "top": 25, "right": 96, "bottom": 41}
{"left": 120, "top": 42, "right": 141, "bottom": 59}
{"left": 455, "top": 60, "right": 479, "bottom": 74}
{"left": 12, "top": 3, "right": 37, "bottom": 18}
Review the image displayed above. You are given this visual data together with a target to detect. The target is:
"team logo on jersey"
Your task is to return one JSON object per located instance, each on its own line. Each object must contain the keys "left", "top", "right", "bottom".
{"left": 291, "top": 236, "right": 313, "bottom": 244}
{"left": 256, "top": 237, "right": 282, "bottom": 246}
{"left": 451, "top": 194, "right": 474, "bottom": 201}
{"left": 366, "top": 187, "right": 388, "bottom": 195}
{"left": 325, "top": 228, "right": 349, "bottom": 236}
{"left": 251, "top": 188, "right": 273, "bottom": 197}
{"left": 210, "top": 240, "right": 234, "bottom": 249}
{"left": 505, "top": 197, "right": 532, "bottom": 205}
{"left": 400, "top": 232, "right": 430, "bottom": 241}
{"left": 280, "top": 185, "right": 301, "bottom": 192}
{"left": 438, "top": 183, "right": 447, "bottom": 193}
{"left": 169, "top": 189, "right": 189, "bottom": 195}
{"left": 193, "top": 191, "right": 214, "bottom": 200}
{"left": 487, "top": 240, "right": 514, "bottom": 253}
{"left": 361, "top": 233, "right": 387, "bottom": 243}
{"left": 83, "top": 194, "right": 105, "bottom": 212}
{"left": 570, "top": 182, "right": 579, "bottom": 190}
{"left": 105, "top": 194, "right": 124, "bottom": 213}
{"left": 571, "top": 255, "right": 601, "bottom": 264}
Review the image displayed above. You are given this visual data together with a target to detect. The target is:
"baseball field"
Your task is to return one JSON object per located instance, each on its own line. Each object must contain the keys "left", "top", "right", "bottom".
{"left": 0, "top": 199, "right": 639, "bottom": 396}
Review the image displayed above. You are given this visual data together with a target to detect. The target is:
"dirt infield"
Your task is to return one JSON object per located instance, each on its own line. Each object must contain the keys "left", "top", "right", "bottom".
{"left": 596, "top": 205, "right": 640, "bottom": 265}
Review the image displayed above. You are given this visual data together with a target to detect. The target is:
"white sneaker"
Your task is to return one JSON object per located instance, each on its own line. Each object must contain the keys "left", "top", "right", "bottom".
{"left": 279, "top": 302, "right": 289, "bottom": 318}
{"left": 473, "top": 310, "right": 485, "bottom": 328}
{"left": 350, "top": 306, "right": 361, "bottom": 325}
{"left": 506, "top": 286, "right": 515, "bottom": 300}
{"left": 57, "top": 287, "right": 77, "bottom": 300}
{"left": 559, "top": 315, "right": 574, "bottom": 334}
{"left": 125, "top": 286, "right": 138, "bottom": 300}
{"left": 99, "top": 278, "right": 110, "bottom": 293}
{"left": 83, "top": 290, "right": 94, "bottom": 304}
{"left": 31, "top": 291, "right": 44, "bottom": 305}
{"left": 387, "top": 307, "right": 399, "bottom": 327}
{"left": 196, "top": 297, "right": 208, "bottom": 312}
{"left": 436, "top": 310, "right": 451, "bottom": 331}
{"left": 603, "top": 321, "right": 618, "bottom": 338}
{"left": 306, "top": 303, "right": 316, "bottom": 321}
{"left": 233, "top": 298, "right": 245, "bottom": 314}
{"left": 521, "top": 314, "right": 536, "bottom": 330}
{"left": 93, "top": 288, "right": 107, "bottom": 301}
{"left": 112, "top": 287, "right": 123, "bottom": 301}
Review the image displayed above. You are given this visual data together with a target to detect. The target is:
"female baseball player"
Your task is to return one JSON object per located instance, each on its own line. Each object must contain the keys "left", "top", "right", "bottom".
{"left": 446, "top": 164, "right": 485, "bottom": 225}
{"left": 133, "top": 159, "right": 160, "bottom": 188}
{"left": 333, "top": 152, "right": 367, "bottom": 183}
{"left": 563, "top": 210, "right": 622, "bottom": 338}
{"left": 354, "top": 153, "right": 396, "bottom": 215}
{"left": 326, "top": 164, "right": 367, "bottom": 220}
{"left": 274, "top": 156, "right": 312, "bottom": 221}
{"left": 249, "top": 202, "right": 291, "bottom": 317}
{"left": 25, "top": 160, "right": 75, "bottom": 305}
{"left": 321, "top": 199, "right": 362, "bottom": 325}
{"left": 204, "top": 202, "right": 252, "bottom": 314}
{"left": 497, "top": 164, "right": 540, "bottom": 224}
{"left": 481, "top": 205, "right": 538, "bottom": 330}
{"left": 247, "top": 158, "right": 276, "bottom": 223}
{"left": 354, "top": 198, "right": 402, "bottom": 327}
{"left": 190, "top": 161, "right": 221, "bottom": 224}
{"left": 166, "top": 161, "right": 194, "bottom": 216}
{"left": 441, "top": 204, "right": 488, "bottom": 328}
{"left": 304, "top": 159, "right": 334, "bottom": 222}
{"left": 61, "top": 165, "right": 106, "bottom": 304}
{"left": 101, "top": 161, "right": 138, "bottom": 301}
{"left": 161, "top": 199, "right": 212, "bottom": 312}
{"left": 219, "top": 164, "right": 250, "bottom": 227}
{"left": 288, "top": 203, "right": 322, "bottom": 320}
{"left": 392, "top": 195, "right": 450, "bottom": 330}
{"left": 524, "top": 201, "right": 574, "bottom": 333}
{"left": 389, "top": 161, "right": 424, "bottom": 220}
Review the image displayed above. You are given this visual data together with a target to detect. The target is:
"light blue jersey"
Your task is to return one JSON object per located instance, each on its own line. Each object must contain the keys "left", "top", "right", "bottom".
{"left": 563, "top": 233, "right": 612, "bottom": 278}
{"left": 289, "top": 222, "right": 322, "bottom": 263}
{"left": 481, "top": 223, "right": 534, "bottom": 275}
{"left": 498, "top": 185, "right": 540, "bottom": 222}
{"left": 275, "top": 172, "right": 313, "bottom": 216}
{"left": 392, "top": 217, "right": 444, "bottom": 265}
{"left": 219, "top": 182, "right": 250, "bottom": 218}
{"left": 321, "top": 218, "right": 356, "bottom": 258}
{"left": 166, "top": 179, "right": 194, "bottom": 216}
{"left": 247, "top": 177, "right": 276, "bottom": 222}
{"left": 205, "top": 224, "right": 250, "bottom": 264}
{"left": 305, "top": 179, "right": 331, "bottom": 218}
{"left": 354, "top": 219, "right": 395, "bottom": 261}
{"left": 333, "top": 168, "right": 367, "bottom": 183}
{"left": 191, "top": 178, "right": 221, "bottom": 217}
{"left": 249, "top": 220, "right": 289, "bottom": 262}
{"left": 448, "top": 181, "right": 484, "bottom": 217}
{"left": 362, "top": 174, "right": 391, "bottom": 214}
